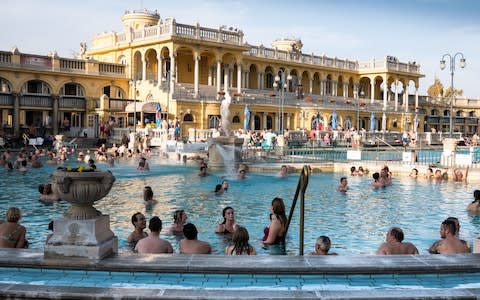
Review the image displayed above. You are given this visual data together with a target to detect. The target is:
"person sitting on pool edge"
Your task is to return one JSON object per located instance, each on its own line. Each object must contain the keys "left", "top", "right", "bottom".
{"left": 308, "top": 236, "right": 338, "bottom": 256}
{"left": 376, "top": 227, "right": 418, "bottom": 255}
{"left": 179, "top": 223, "right": 212, "bottom": 254}
{"left": 127, "top": 212, "right": 148, "bottom": 246}
{"left": 135, "top": 216, "right": 173, "bottom": 254}
{"left": 0, "top": 207, "right": 28, "bottom": 248}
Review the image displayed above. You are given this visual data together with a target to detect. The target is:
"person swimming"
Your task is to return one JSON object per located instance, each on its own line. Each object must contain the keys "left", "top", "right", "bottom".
{"left": 215, "top": 207, "right": 238, "bottom": 234}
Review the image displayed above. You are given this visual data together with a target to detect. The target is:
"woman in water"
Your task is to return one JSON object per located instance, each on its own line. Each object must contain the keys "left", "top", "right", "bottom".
{"left": 143, "top": 186, "right": 156, "bottom": 206}
{"left": 167, "top": 209, "right": 188, "bottom": 235}
{"left": 215, "top": 206, "right": 238, "bottom": 234}
{"left": 225, "top": 226, "right": 256, "bottom": 255}
{"left": 0, "top": 207, "right": 28, "bottom": 248}
{"left": 467, "top": 190, "right": 480, "bottom": 213}
{"left": 263, "top": 197, "right": 287, "bottom": 245}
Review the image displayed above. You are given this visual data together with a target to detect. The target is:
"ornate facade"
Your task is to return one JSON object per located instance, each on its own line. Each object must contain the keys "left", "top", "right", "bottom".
{"left": 0, "top": 9, "right": 477, "bottom": 138}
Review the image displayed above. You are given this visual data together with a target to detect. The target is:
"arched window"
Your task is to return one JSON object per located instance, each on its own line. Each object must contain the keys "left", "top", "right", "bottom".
{"left": 61, "top": 83, "right": 85, "bottom": 96}
{"left": 183, "top": 113, "right": 193, "bottom": 122}
{"left": 469, "top": 111, "right": 475, "bottom": 118}
{"left": 266, "top": 115, "right": 273, "bottom": 129}
{"left": 0, "top": 78, "right": 12, "bottom": 93}
{"left": 232, "top": 115, "right": 240, "bottom": 123}
{"left": 443, "top": 110, "right": 450, "bottom": 116}
{"left": 22, "top": 80, "right": 51, "bottom": 94}
{"left": 208, "top": 115, "right": 220, "bottom": 128}
{"left": 265, "top": 73, "right": 274, "bottom": 89}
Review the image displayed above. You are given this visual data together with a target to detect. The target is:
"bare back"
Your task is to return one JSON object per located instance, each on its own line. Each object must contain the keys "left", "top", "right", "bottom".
{"left": 134, "top": 236, "right": 173, "bottom": 254}
{"left": 377, "top": 242, "right": 418, "bottom": 255}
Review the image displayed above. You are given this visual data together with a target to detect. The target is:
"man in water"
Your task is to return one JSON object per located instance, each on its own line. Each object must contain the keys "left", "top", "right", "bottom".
{"left": 372, "top": 172, "right": 383, "bottom": 189}
{"left": 429, "top": 219, "right": 470, "bottom": 254}
{"left": 336, "top": 177, "right": 348, "bottom": 192}
{"left": 179, "top": 223, "right": 212, "bottom": 254}
{"left": 127, "top": 212, "right": 148, "bottom": 245}
{"left": 308, "top": 236, "right": 337, "bottom": 256}
{"left": 376, "top": 227, "right": 418, "bottom": 255}
{"left": 135, "top": 216, "right": 173, "bottom": 254}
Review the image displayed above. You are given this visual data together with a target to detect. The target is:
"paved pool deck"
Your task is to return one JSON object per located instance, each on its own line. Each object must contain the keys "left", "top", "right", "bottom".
{"left": 1, "top": 249, "right": 480, "bottom": 299}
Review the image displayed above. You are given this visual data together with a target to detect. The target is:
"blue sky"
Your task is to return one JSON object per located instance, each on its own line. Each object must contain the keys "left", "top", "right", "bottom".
{"left": 1, "top": 0, "right": 479, "bottom": 98}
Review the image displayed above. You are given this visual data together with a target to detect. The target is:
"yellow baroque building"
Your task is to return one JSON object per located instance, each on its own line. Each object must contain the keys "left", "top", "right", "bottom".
{"left": 5, "top": 8, "right": 469, "bottom": 140}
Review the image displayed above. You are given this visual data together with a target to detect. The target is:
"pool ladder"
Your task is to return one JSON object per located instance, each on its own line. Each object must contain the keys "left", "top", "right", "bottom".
{"left": 285, "top": 165, "right": 311, "bottom": 255}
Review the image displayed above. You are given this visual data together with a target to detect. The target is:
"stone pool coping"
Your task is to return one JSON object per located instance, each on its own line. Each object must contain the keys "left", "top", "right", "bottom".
{"left": 2, "top": 249, "right": 480, "bottom": 299}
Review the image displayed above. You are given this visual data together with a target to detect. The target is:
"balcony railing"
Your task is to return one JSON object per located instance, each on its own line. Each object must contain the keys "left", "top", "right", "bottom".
{"left": 0, "top": 93, "right": 13, "bottom": 105}
{"left": 59, "top": 97, "right": 85, "bottom": 109}
{"left": 20, "top": 95, "right": 52, "bottom": 107}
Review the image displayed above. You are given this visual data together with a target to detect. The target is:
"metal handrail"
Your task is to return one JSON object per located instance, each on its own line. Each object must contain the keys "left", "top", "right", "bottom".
{"left": 285, "top": 165, "right": 311, "bottom": 255}
{"left": 375, "top": 136, "right": 403, "bottom": 153}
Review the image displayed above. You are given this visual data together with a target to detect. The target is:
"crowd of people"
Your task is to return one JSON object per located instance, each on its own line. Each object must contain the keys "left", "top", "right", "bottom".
{"left": 0, "top": 141, "right": 479, "bottom": 258}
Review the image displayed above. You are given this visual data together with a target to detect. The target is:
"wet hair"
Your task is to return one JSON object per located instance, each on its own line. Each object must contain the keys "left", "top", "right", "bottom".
{"left": 215, "top": 184, "right": 222, "bottom": 193}
{"left": 148, "top": 216, "right": 162, "bottom": 232}
{"left": 358, "top": 166, "right": 364, "bottom": 172}
{"left": 271, "top": 197, "right": 287, "bottom": 227}
{"left": 131, "top": 212, "right": 143, "bottom": 225}
{"left": 446, "top": 217, "right": 459, "bottom": 235}
{"left": 411, "top": 168, "right": 418, "bottom": 175}
{"left": 173, "top": 209, "right": 185, "bottom": 224}
{"left": 389, "top": 227, "right": 404, "bottom": 242}
{"left": 316, "top": 236, "right": 331, "bottom": 252}
{"left": 6, "top": 207, "right": 21, "bottom": 222}
{"left": 143, "top": 186, "right": 153, "bottom": 201}
{"left": 340, "top": 177, "right": 347, "bottom": 183}
{"left": 230, "top": 226, "right": 252, "bottom": 255}
{"left": 474, "top": 190, "right": 480, "bottom": 201}
{"left": 221, "top": 207, "right": 234, "bottom": 224}
{"left": 350, "top": 166, "right": 356, "bottom": 173}
{"left": 441, "top": 219, "right": 456, "bottom": 235}
{"left": 38, "top": 184, "right": 45, "bottom": 194}
{"left": 21, "top": 160, "right": 27, "bottom": 167}
{"left": 427, "top": 167, "right": 433, "bottom": 173}
{"left": 373, "top": 172, "right": 380, "bottom": 180}
{"left": 43, "top": 184, "right": 53, "bottom": 195}
{"left": 183, "top": 223, "right": 198, "bottom": 240}
{"left": 48, "top": 221, "right": 54, "bottom": 231}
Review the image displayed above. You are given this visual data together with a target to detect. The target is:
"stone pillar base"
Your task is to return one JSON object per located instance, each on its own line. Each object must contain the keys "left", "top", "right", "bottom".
{"left": 44, "top": 215, "right": 117, "bottom": 260}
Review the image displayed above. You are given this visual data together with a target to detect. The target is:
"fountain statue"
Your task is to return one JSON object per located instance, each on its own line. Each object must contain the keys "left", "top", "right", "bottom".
{"left": 44, "top": 168, "right": 117, "bottom": 260}
{"left": 208, "top": 90, "right": 245, "bottom": 170}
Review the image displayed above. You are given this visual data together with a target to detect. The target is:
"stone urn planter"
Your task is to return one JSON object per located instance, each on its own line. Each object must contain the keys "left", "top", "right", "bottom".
{"left": 51, "top": 168, "right": 115, "bottom": 220}
{"left": 45, "top": 169, "right": 118, "bottom": 260}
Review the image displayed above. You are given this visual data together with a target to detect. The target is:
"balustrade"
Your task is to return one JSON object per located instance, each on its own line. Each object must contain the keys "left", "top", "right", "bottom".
{"left": 20, "top": 95, "right": 52, "bottom": 107}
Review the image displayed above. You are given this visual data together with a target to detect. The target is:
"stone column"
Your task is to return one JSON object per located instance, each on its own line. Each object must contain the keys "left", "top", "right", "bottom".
{"left": 286, "top": 113, "right": 291, "bottom": 130}
{"left": 383, "top": 82, "right": 388, "bottom": 110}
{"left": 170, "top": 53, "right": 176, "bottom": 94}
{"left": 13, "top": 93, "right": 20, "bottom": 136}
{"left": 237, "top": 63, "right": 242, "bottom": 94}
{"left": 263, "top": 112, "right": 268, "bottom": 130}
{"left": 194, "top": 55, "right": 200, "bottom": 98}
{"left": 53, "top": 95, "right": 59, "bottom": 135}
{"left": 332, "top": 80, "right": 338, "bottom": 96}
{"left": 142, "top": 55, "right": 147, "bottom": 81}
{"left": 370, "top": 81, "right": 375, "bottom": 103}
{"left": 415, "top": 86, "right": 419, "bottom": 110}
{"left": 216, "top": 60, "right": 222, "bottom": 93}
{"left": 223, "top": 65, "right": 230, "bottom": 91}
{"left": 404, "top": 88, "right": 408, "bottom": 113}
{"left": 394, "top": 81, "right": 399, "bottom": 111}
{"left": 157, "top": 54, "right": 163, "bottom": 83}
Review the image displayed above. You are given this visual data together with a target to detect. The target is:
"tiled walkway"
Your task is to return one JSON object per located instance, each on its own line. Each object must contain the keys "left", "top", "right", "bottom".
{"left": 1, "top": 249, "right": 480, "bottom": 299}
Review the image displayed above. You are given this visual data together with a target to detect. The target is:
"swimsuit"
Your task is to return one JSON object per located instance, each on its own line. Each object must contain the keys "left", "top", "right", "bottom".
{"left": 0, "top": 225, "right": 22, "bottom": 246}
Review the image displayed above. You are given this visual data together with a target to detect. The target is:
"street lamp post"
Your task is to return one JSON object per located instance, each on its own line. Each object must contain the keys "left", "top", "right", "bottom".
{"left": 129, "top": 78, "right": 141, "bottom": 132}
{"left": 273, "top": 71, "right": 292, "bottom": 134}
{"left": 440, "top": 52, "right": 466, "bottom": 138}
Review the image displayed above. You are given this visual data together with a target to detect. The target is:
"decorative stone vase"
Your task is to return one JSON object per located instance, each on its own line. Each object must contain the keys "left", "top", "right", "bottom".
{"left": 51, "top": 169, "right": 115, "bottom": 220}
{"left": 45, "top": 169, "right": 117, "bottom": 260}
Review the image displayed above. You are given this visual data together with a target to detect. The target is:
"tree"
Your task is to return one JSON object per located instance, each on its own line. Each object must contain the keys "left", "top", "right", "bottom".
{"left": 427, "top": 78, "right": 444, "bottom": 97}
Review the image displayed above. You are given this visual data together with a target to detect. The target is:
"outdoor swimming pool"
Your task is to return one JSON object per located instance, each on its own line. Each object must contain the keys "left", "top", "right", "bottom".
{"left": 1, "top": 156, "right": 479, "bottom": 255}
